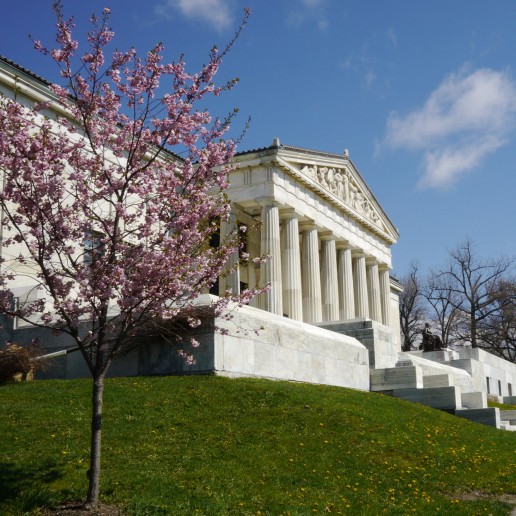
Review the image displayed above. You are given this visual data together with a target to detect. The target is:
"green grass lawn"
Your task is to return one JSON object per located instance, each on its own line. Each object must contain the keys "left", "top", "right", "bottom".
{"left": 1, "top": 375, "right": 515, "bottom": 515}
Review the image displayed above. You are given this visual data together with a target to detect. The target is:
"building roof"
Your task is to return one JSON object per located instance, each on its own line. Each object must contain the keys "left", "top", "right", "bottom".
{"left": 0, "top": 54, "right": 51, "bottom": 86}
{"left": 0, "top": 55, "right": 398, "bottom": 241}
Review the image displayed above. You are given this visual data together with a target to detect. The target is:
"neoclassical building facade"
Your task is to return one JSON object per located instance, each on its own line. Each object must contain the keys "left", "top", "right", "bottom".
{"left": 220, "top": 139, "right": 401, "bottom": 336}
{"left": 0, "top": 55, "right": 401, "bottom": 386}
{"left": 4, "top": 55, "right": 516, "bottom": 425}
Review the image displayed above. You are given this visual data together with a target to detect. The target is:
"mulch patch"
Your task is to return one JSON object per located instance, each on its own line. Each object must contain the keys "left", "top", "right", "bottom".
{"left": 41, "top": 502, "right": 125, "bottom": 515}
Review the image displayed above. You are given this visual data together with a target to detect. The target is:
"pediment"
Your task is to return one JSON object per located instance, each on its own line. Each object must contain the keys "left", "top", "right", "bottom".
{"left": 275, "top": 150, "right": 399, "bottom": 243}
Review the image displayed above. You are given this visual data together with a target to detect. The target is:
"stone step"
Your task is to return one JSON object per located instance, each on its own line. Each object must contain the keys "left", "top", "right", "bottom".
{"left": 370, "top": 365, "right": 423, "bottom": 391}
{"left": 498, "top": 421, "right": 516, "bottom": 431}
{"left": 393, "top": 386, "right": 462, "bottom": 411}
{"left": 423, "top": 374, "right": 453, "bottom": 388}
{"left": 461, "top": 391, "right": 487, "bottom": 409}
{"left": 455, "top": 407, "right": 501, "bottom": 428}
{"left": 500, "top": 410, "right": 516, "bottom": 424}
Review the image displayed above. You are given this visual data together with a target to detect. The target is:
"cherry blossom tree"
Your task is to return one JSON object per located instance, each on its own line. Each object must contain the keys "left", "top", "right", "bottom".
{"left": 0, "top": 2, "right": 256, "bottom": 508}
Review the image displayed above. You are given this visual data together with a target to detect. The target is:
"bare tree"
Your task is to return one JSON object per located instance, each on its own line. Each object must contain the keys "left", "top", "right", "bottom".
{"left": 477, "top": 279, "right": 516, "bottom": 362}
{"left": 432, "top": 239, "right": 514, "bottom": 349}
{"left": 398, "top": 263, "right": 426, "bottom": 351}
{"left": 422, "top": 272, "right": 461, "bottom": 348}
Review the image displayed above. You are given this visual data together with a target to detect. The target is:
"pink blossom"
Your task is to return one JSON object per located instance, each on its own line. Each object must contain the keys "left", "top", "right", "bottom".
{"left": 1, "top": 4, "right": 255, "bottom": 505}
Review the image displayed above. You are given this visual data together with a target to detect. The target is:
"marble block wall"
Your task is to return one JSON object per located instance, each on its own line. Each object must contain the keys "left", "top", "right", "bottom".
{"left": 318, "top": 318, "right": 400, "bottom": 369}
{"left": 398, "top": 353, "right": 474, "bottom": 393}
{"left": 456, "top": 348, "right": 516, "bottom": 397}
{"left": 212, "top": 303, "right": 370, "bottom": 390}
{"left": 30, "top": 298, "right": 369, "bottom": 390}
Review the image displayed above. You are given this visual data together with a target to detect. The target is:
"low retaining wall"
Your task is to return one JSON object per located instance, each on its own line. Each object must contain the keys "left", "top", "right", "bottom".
{"left": 319, "top": 319, "right": 400, "bottom": 369}
{"left": 31, "top": 297, "right": 371, "bottom": 390}
{"left": 456, "top": 348, "right": 516, "bottom": 397}
{"left": 397, "top": 353, "right": 474, "bottom": 393}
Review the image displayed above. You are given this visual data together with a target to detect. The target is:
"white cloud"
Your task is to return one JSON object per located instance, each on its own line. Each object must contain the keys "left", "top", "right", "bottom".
{"left": 384, "top": 67, "right": 516, "bottom": 189}
{"left": 365, "top": 69, "right": 376, "bottom": 88}
{"left": 386, "top": 28, "right": 397, "bottom": 47}
{"left": 317, "top": 19, "right": 329, "bottom": 31}
{"left": 286, "top": 0, "right": 329, "bottom": 31}
{"left": 301, "top": 0, "right": 325, "bottom": 6}
{"left": 155, "top": 0, "right": 233, "bottom": 32}
{"left": 419, "top": 135, "right": 505, "bottom": 189}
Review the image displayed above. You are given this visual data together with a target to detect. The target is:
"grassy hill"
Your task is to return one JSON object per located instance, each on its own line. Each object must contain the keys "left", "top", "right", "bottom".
{"left": 1, "top": 375, "right": 515, "bottom": 515}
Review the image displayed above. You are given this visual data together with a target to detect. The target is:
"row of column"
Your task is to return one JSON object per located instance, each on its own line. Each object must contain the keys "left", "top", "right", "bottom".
{"left": 224, "top": 204, "right": 391, "bottom": 326}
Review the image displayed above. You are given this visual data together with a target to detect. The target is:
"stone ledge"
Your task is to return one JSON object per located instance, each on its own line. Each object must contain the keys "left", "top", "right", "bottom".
{"left": 392, "top": 386, "right": 462, "bottom": 411}
{"left": 455, "top": 408, "right": 501, "bottom": 428}
{"left": 370, "top": 365, "right": 423, "bottom": 391}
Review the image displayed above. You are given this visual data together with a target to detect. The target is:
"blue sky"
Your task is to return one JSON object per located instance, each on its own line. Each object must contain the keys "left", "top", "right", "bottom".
{"left": 2, "top": 0, "right": 516, "bottom": 276}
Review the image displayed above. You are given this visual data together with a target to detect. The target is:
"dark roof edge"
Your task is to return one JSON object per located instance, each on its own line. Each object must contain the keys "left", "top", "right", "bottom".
{"left": 0, "top": 55, "right": 52, "bottom": 86}
{"left": 235, "top": 143, "right": 350, "bottom": 161}
{"left": 0, "top": 55, "right": 184, "bottom": 163}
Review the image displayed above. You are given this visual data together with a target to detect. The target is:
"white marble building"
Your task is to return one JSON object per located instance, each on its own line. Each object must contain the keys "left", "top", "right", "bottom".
{"left": 3, "top": 55, "right": 516, "bottom": 429}
{"left": 222, "top": 139, "right": 401, "bottom": 333}
{"left": 0, "top": 55, "right": 402, "bottom": 388}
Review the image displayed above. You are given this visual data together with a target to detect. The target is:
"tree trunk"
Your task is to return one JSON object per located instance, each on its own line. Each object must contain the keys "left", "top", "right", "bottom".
{"left": 85, "top": 373, "right": 105, "bottom": 509}
{"left": 471, "top": 309, "right": 478, "bottom": 348}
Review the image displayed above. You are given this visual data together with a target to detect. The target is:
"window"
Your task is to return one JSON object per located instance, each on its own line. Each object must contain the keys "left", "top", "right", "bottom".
{"left": 84, "top": 230, "right": 104, "bottom": 265}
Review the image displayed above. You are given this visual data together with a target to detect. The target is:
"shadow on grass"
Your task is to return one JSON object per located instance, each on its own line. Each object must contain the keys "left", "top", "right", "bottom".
{"left": 0, "top": 461, "right": 63, "bottom": 512}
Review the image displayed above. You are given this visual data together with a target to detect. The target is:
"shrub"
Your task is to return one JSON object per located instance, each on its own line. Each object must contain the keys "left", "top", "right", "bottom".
{"left": 0, "top": 342, "right": 46, "bottom": 382}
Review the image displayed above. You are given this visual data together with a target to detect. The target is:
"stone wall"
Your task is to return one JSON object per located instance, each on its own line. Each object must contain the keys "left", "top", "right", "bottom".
{"left": 456, "top": 348, "right": 516, "bottom": 397}
{"left": 213, "top": 304, "right": 369, "bottom": 389}
{"left": 318, "top": 319, "right": 400, "bottom": 369}
{"left": 27, "top": 299, "right": 370, "bottom": 390}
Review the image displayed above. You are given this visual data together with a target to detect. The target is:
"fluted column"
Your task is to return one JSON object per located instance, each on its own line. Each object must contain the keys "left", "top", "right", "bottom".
{"left": 321, "top": 236, "right": 339, "bottom": 321}
{"left": 260, "top": 203, "right": 283, "bottom": 315}
{"left": 247, "top": 262, "right": 258, "bottom": 308}
{"left": 337, "top": 245, "right": 355, "bottom": 319}
{"left": 281, "top": 213, "right": 303, "bottom": 320}
{"left": 367, "top": 261, "right": 382, "bottom": 322}
{"left": 218, "top": 211, "right": 240, "bottom": 296}
{"left": 301, "top": 226, "right": 322, "bottom": 323}
{"left": 353, "top": 253, "right": 369, "bottom": 318}
{"left": 379, "top": 267, "right": 391, "bottom": 326}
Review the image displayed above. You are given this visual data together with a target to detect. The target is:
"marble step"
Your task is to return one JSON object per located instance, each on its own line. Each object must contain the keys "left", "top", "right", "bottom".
{"left": 393, "top": 386, "right": 462, "bottom": 411}
{"left": 455, "top": 407, "right": 501, "bottom": 428}
{"left": 500, "top": 410, "right": 516, "bottom": 424}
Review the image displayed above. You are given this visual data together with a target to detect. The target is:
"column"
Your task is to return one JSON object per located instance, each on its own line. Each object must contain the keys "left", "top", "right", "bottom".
{"left": 321, "top": 236, "right": 339, "bottom": 321}
{"left": 260, "top": 203, "right": 283, "bottom": 315}
{"left": 353, "top": 252, "right": 369, "bottom": 318}
{"left": 247, "top": 261, "right": 258, "bottom": 308}
{"left": 367, "top": 261, "right": 382, "bottom": 322}
{"left": 379, "top": 267, "right": 391, "bottom": 326}
{"left": 301, "top": 225, "right": 322, "bottom": 323}
{"left": 281, "top": 213, "right": 303, "bottom": 320}
{"left": 337, "top": 245, "right": 355, "bottom": 319}
{"left": 218, "top": 211, "right": 240, "bottom": 296}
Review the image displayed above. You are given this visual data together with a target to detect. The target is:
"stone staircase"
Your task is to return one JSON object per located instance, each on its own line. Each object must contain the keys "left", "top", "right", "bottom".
{"left": 370, "top": 353, "right": 516, "bottom": 432}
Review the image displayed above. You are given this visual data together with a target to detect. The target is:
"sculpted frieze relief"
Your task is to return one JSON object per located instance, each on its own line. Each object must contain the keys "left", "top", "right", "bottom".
{"left": 299, "top": 163, "right": 381, "bottom": 227}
